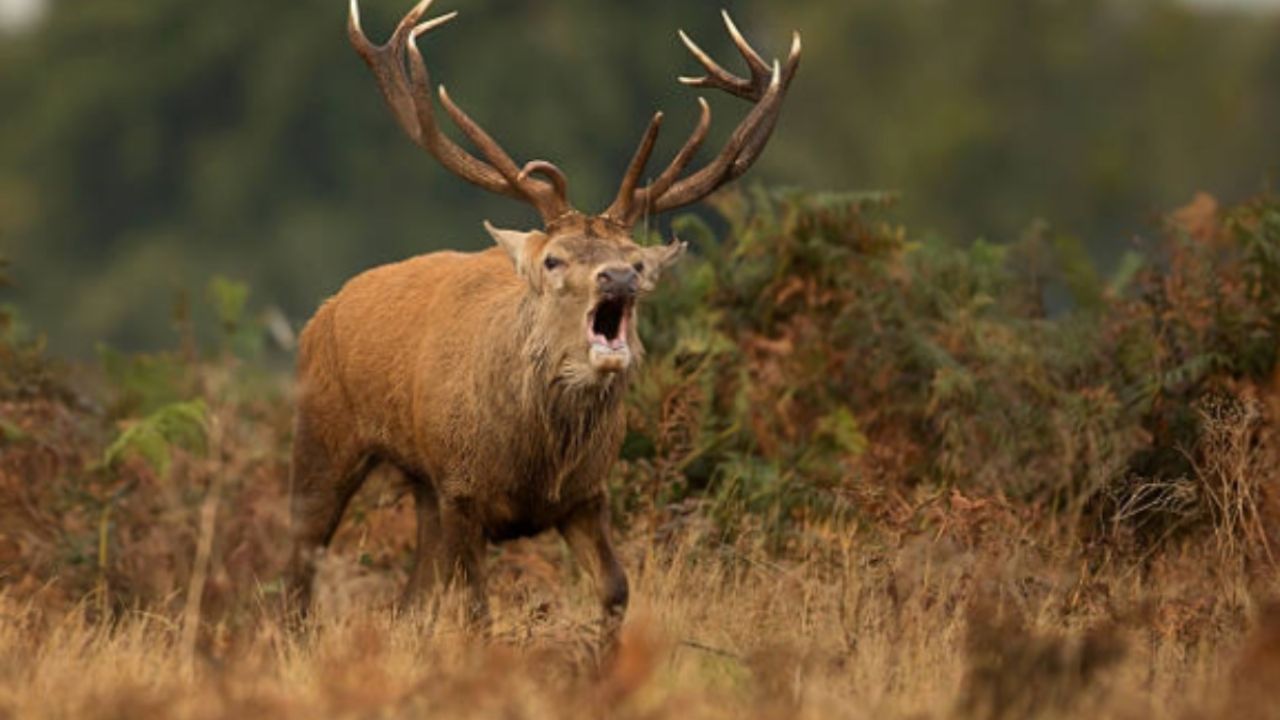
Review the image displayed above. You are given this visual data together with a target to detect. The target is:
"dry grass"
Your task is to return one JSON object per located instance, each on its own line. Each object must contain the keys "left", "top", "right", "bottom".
{"left": 1, "top": 521, "right": 1277, "bottom": 720}
{"left": 2, "top": 386, "right": 1278, "bottom": 719}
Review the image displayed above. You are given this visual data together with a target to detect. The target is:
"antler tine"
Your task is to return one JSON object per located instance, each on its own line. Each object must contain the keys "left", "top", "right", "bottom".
{"left": 651, "top": 58, "right": 789, "bottom": 215}
{"left": 348, "top": 0, "right": 436, "bottom": 144}
{"left": 601, "top": 96, "right": 706, "bottom": 222}
{"left": 415, "top": 10, "right": 457, "bottom": 32}
{"left": 518, "top": 161, "right": 571, "bottom": 205}
{"left": 349, "top": 0, "right": 434, "bottom": 60}
{"left": 350, "top": 0, "right": 576, "bottom": 224}
{"left": 608, "top": 14, "right": 799, "bottom": 225}
{"left": 720, "top": 10, "right": 772, "bottom": 79}
{"left": 727, "top": 33, "right": 801, "bottom": 176}
{"left": 604, "top": 111, "right": 664, "bottom": 221}
{"left": 782, "top": 31, "right": 803, "bottom": 86}
{"left": 437, "top": 86, "right": 572, "bottom": 220}
{"left": 436, "top": 86, "right": 524, "bottom": 183}
{"left": 676, "top": 29, "right": 755, "bottom": 101}
{"left": 402, "top": 19, "right": 518, "bottom": 197}
{"left": 644, "top": 97, "right": 712, "bottom": 200}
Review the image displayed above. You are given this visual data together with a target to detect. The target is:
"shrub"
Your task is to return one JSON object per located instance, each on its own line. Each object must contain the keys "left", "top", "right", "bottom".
{"left": 625, "top": 189, "right": 1280, "bottom": 559}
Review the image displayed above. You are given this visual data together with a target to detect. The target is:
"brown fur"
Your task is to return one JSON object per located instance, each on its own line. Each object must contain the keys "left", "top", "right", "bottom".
{"left": 286, "top": 215, "right": 683, "bottom": 637}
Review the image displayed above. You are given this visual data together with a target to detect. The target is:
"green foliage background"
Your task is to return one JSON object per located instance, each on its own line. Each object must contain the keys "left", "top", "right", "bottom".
{"left": 1, "top": 0, "right": 1278, "bottom": 352}
{"left": 5, "top": 189, "right": 1279, "bottom": 606}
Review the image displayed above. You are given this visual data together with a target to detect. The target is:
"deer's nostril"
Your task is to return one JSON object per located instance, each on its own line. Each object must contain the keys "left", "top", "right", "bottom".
{"left": 597, "top": 267, "right": 638, "bottom": 296}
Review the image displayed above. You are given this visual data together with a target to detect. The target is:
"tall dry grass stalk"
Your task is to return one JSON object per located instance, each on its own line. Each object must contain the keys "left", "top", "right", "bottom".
{"left": 179, "top": 464, "right": 221, "bottom": 679}
{"left": 1188, "top": 393, "right": 1275, "bottom": 568}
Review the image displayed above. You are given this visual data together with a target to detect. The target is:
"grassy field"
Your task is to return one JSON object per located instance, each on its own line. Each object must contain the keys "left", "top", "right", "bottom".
{"left": 3, "top": 191, "right": 1280, "bottom": 718}
{"left": 0, "top": 521, "right": 1274, "bottom": 719}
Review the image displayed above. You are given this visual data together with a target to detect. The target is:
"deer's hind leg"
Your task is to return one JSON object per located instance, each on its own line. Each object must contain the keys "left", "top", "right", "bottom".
{"left": 285, "top": 406, "right": 374, "bottom": 618}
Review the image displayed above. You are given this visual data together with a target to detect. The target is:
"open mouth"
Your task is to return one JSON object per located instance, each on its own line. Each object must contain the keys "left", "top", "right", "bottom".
{"left": 587, "top": 296, "right": 633, "bottom": 371}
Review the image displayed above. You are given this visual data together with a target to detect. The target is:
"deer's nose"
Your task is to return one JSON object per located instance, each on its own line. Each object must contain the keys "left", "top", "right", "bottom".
{"left": 596, "top": 266, "right": 638, "bottom": 297}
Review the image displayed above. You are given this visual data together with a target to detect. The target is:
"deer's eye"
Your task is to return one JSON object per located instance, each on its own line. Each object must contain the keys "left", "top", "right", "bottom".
{"left": 632, "top": 261, "right": 645, "bottom": 274}
{"left": 543, "top": 255, "right": 565, "bottom": 271}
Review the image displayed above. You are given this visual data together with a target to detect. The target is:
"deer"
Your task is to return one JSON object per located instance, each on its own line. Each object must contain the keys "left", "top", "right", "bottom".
{"left": 286, "top": 0, "right": 800, "bottom": 641}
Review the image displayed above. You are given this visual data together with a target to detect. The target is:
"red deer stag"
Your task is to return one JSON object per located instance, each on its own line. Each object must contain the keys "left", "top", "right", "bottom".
{"left": 287, "top": 0, "right": 800, "bottom": 636}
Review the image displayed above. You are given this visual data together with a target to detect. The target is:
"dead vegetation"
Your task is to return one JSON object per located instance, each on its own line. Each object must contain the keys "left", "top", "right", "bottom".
{"left": 0, "top": 525, "right": 1276, "bottom": 719}
{"left": 2, "top": 190, "right": 1280, "bottom": 718}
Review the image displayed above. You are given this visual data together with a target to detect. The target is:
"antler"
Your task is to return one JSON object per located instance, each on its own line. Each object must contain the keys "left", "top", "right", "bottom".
{"left": 604, "top": 11, "right": 802, "bottom": 227}
{"left": 348, "top": 0, "right": 574, "bottom": 225}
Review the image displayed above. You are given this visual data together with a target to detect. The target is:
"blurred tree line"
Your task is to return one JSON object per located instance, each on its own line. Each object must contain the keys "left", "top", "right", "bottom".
{"left": 1, "top": 0, "right": 1278, "bottom": 352}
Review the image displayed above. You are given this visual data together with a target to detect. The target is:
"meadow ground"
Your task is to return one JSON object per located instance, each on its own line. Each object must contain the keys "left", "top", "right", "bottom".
{"left": 1, "top": 503, "right": 1277, "bottom": 720}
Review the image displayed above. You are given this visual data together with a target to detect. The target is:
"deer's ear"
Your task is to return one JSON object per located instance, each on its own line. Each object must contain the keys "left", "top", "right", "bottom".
{"left": 640, "top": 238, "right": 688, "bottom": 282}
{"left": 484, "top": 221, "right": 542, "bottom": 273}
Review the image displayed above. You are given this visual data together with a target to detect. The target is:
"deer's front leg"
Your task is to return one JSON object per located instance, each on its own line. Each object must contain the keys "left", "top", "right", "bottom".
{"left": 438, "top": 497, "right": 490, "bottom": 632}
{"left": 558, "top": 495, "right": 629, "bottom": 645}
{"left": 401, "top": 473, "right": 443, "bottom": 611}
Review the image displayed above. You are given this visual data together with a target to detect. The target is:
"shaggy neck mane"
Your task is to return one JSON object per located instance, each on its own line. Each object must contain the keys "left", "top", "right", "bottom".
{"left": 481, "top": 294, "right": 629, "bottom": 476}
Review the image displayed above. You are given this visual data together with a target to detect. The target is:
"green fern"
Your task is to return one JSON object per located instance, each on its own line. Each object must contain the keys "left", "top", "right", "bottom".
{"left": 102, "top": 399, "right": 209, "bottom": 476}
